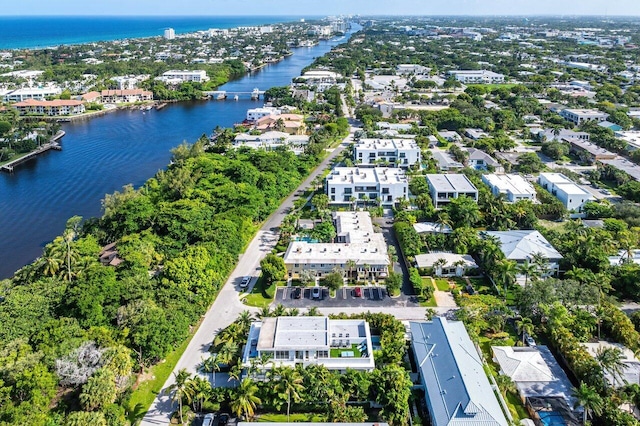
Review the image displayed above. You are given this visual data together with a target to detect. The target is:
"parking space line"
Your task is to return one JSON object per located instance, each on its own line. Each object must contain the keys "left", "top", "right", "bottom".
{"left": 282, "top": 288, "right": 287, "bottom": 300}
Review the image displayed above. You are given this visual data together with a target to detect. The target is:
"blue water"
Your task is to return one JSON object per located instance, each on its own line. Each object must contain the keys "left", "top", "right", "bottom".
{"left": 0, "top": 16, "right": 312, "bottom": 49}
{"left": 0, "top": 25, "right": 357, "bottom": 278}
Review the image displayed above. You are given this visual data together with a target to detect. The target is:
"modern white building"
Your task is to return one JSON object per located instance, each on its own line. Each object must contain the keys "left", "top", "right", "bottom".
{"left": 447, "top": 70, "right": 505, "bottom": 84}
{"left": 233, "top": 131, "right": 309, "bottom": 154}
{"left": 242, "top": 317, "right": 375, "bottom": 373}
{"left": 160, "top": 70, "right": 209, "bottom": 83}
{"left": 426, "top": 174, "right": 479, "bottom": 208}
{"left": 537, "top": 173, "right": 594, "bottom": 212}
{"left": 354, "top": 138, "right": 421, "bottom": 168}
{"left": 414, "top": 252, "right": 478, "bottom": 277}
{"left": 482, "top": 174, "right": 536, "bottom": 203}
{"left": 164, "top": 28, "right": 175, "bottom": 40}
{"left": 283, "top": 212, "right": 389, "bottom": 281}
{"left": 325, "top": 167, "right": 408, "bottom": 206}
{"left": 100, "top": 89, "right": 153, "bottom": 103}
{"left": 559, "top": 108, "right": 609, "bottom": 126}
{"left": 396, "top": 64, "right": 431, "bottom": 75}
{"left": 246, "top": 106, "right": 280, "bottom": 122}
{"left": 3, "top": 87, "right": 62, "bottom": 102}
{"left": 411, "top": 319, "right": 509, "bottom": 426}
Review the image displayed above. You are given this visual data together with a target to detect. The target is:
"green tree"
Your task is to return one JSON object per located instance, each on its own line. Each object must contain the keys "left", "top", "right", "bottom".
{"left": 572, "top": 382, "right": 604, "bottom": 424}
{"left": 79, "top": 368, "right": 117, "bottom": 411}
{"left": 260, "top": 254, "right": 286, "bottom": 286}
{"left": 273, "top": 367, "right": 304, "bottom": 422}
{"left": 165, "top": 369, "right": 191, "bottom": 425}
{"left": 200, "top": 354, "right": 221, "bottom": 386}
{"left": 230, "top": 378, "right": 261, "bottom": 418}
{"left": 515, "top": 317, "right": 534, "bottom": 345}
{"left": 184, "top": 376, "right": 212, "bottom": 413}
{"left": 65, "top": 411, "right": 107, "bottom": 426}
{"left": 596, "top": 346, "right": 626, "bottom": 387}
{"left": 385, "top": 271, "right": 402, "bottom": 296}
{"left": 324, "top": 271, "right": 344, "bottom": 291}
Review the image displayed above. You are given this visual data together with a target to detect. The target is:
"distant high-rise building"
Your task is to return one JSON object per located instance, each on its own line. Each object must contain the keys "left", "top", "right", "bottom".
{"left": 164, "top": 28, "right": 175, "bottom": 40}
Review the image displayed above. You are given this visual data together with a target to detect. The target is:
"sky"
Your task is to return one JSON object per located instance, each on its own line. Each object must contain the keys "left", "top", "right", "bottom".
{"left": 2, "top": 0, "right": 640, "bottom": 16}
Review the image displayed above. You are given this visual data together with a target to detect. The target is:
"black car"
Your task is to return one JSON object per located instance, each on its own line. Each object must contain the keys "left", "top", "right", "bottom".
{"left": 217, "top": 413, "right": 230, "bottom": 426}
{"left": 293, "top": 287, "right": 302, "bottom": 299}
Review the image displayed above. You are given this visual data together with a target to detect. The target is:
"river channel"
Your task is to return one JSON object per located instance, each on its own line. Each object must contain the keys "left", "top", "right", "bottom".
{"left": 0, "top": 30, "right": 355, "bottom": 278}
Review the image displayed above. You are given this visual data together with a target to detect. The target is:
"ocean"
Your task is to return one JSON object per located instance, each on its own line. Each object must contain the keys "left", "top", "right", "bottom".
{"left": 0, "top": 16, "right": 311, "bottom": 50}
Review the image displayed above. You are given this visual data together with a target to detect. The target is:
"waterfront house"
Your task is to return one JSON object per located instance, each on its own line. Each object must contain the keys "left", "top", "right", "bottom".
{"left": 100, "top": 89, "right": 153, "bottom": 103}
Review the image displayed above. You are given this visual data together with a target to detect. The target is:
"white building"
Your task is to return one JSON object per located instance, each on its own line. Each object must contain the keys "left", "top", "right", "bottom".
{"left": 233, "top": 131, "right": 309, "bottom": 154}
{"left": 414, "top": 252, "right": 477, "bottom": 277}
{"left": 325, "top": 167, "right": 408, "bottom": 206}
{"left": 447, "top": 70, "right": 505, "bottom": 84}
{"left": 559, "top": 108, "right": 609, "bottom": 126}
{"left": 396, "top": 64, "right": 430, "bottom": 75}
{"left": 3, "top": 86, "right": 62, "bottom": 103}
{"left": 354, "top": 139, "right": 421, "bottom": 168}
{"left": 284, "top": 212, "right": 389, "bottom": 281}
{"left": 483, "top": 230, "right": 563, "bottom": 276}
{"left": 242, "top": 317, "right": 375, "bottom": 373}
{"left": 246, "top": 106, "right": 280, "bottom": 122}
{"left": 160, "top": 70, "right": 209, "bottom": 83}
{"left": 537, "top": 173, "right": 594, "bottom": 213}
{"left": 426, "top": 174, "right": 479, "bottom": 208}
{"left": 13, "top": 99, "right": 85, "bottom": 116}
{"left": 164, "top": 28, "right": 175, "bottom": 40}
{"left": 482, "top": 174, "right": 536, "bottom": 203}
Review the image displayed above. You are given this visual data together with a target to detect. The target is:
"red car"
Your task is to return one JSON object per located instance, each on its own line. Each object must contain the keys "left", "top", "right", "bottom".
{"left": 353, "top": 287, "right": 362, "bottom": 297}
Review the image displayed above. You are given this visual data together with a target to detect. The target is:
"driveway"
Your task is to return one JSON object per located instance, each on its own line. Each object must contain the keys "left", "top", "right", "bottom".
{"left": 140, "top": 131, "right": 354, "bottom": 426}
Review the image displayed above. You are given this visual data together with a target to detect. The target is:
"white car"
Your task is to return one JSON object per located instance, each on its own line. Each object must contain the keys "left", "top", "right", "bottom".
{"left": 239, "top": 276, "right": 251, "bottom": 289}
{"left": 525, "top": 334, "right": 536, "bottom": 347}
{"left": 203, "top": 414, "right": 215, "bottom": 426}
{"left": 312, "top": 287, "right": 322, "bottom": 299}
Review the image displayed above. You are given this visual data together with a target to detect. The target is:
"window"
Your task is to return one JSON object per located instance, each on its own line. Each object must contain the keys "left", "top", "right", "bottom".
{"left": 330, "top": 188, "right": 335, "bottom": 193}
{"left": 275, "top": 351, "right": 289, "bottom": 360}
{"left": 331, "top": 195, "right": 335, "bottom": 201}
{"left": 345, "top": 188, "right": 352, "bottom": 194}
{"left": 399, "top": 152, "right": 406, "bottom": 158}
{"left": 382, "top": 188, "right": 390, "bottom": 194}
{"left": 317, "top": 351, "right": 329, "bottom": 358}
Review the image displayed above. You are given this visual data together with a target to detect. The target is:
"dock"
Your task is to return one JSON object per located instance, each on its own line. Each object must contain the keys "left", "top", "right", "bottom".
{"left": 203, "top": 88, "right": 265, "bottom": 100}
{"left": 1, "top": 131, "right": 65, "bottom": 173}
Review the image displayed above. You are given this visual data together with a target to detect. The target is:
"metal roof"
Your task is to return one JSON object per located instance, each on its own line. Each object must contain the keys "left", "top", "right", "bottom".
{"left": 410, "top": 319, "right": 508, "bottom": 426}
{"left": 483, "top": 230, "right": 563, "bottom": 262}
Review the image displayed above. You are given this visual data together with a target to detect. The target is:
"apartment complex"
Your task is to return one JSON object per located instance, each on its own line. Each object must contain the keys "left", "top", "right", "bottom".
{"left": 283, "top": 212, "right": 389, "bottom": 281}
{"left": 160, "top": 70, "right": 209, "bottom": 83}
{"left": 426, "top": 174, "right": 479, "bottom": 208}
{"left": 325, "top": 167, "right": 408, "bottom": 206}
{"left": 559, "top": 108, "right": 609, "bottom": 126}
{"left": 242, "top": 317, "right": 375, "bottom": 372}
{"left": 13, "top": 99, "right": 85, "bottom": 116}
{"left": 354, "top": 138, "right": 421, "bottom": 168}
{"left": 100, "top": 89, "right": 153, "bottom": 103}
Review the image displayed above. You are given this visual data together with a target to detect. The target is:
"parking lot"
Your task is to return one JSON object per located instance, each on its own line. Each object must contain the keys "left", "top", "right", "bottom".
{"left": 275, "top": 286, "right": 419, "bottom": 308}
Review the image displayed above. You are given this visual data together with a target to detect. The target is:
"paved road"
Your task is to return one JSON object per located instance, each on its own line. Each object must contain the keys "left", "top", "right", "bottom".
{"left": 140, "top": 131, "right": 354, "bottom": 426}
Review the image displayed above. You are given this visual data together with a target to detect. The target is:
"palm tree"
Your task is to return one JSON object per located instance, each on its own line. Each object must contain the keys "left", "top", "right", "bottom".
{"left": 165, "top": 369, "right": 191, "bottom": 425}
{"left": 200, "top": 354, "right": 221, "bottom": 387}
{"left": 433, "top": 258, "right": 448, "bottom": 277}
{"left": 236, "top": 310, "right": 253, "bottom": 330}
{"left": 273, "top": 304, "right": 286, "bottom": 317}
{"left": 346, "top": 259, "right": 356, "bottom": 281}
{"left": 516, "top": 317, "right": 534, "bottom": 345}
{"left": 230, "top": 378, "right": 261, "bottom": 419}
{"left": 495, "top": 374, "right": 516, "bottom": 396}
{"left": 495, "top": 259, "right": 517, "bottom": 301}
{"left": 184, "top": 376, "right": 212, "bottom": 413}
{"left": 306, "top": 306, "right": 321, "bottom": 316}
{"left": 273, "top": 367, "right": 304, "bottom": 421}
{"left": 256, "top": 306, "right": 272, "bottom": 319}
{"left": 517, "top": 261, "right": 538, "bottom": 286}
{"left": 287, "top": 308, "right": 300, "bottom": 317}
{"left": 572, "top": 382, "right": 604, "bottom": 424}
{"left": 452, "top": 259, "right": 467, "bottom": 276}
{"left": 531, "top": 252, "right": 550, "bottom": 276}
{"left": 596, "top": 346, "right": 627, "bottom": 387}
{"left": 217, "top": 341, "right": 239, "bottom": 366}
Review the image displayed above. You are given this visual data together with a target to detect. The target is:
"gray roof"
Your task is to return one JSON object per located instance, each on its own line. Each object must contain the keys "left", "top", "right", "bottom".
{"left": 410, "top": 319, "right": 508, "bottom": 426}
{"left": 483, "top": 230, "right": 562, "bottom": 262}
{"left": 492, "top": 346, "right": 578, "bottom": 412}
{"left": 426, "top": 174, "right": 478, "bottom": 193}
{"left": 431, "top": 151, "right": 463, "bottom": 169}
{"left": 466, "top": 148, "right": 499, "bottom": 166}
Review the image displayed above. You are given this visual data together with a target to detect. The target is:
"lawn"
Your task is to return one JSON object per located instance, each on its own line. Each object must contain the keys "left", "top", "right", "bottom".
{"left": 256, "top": 413, "right": 327, "bottom": 422}
{"left": 330, "top": 344, "right": 362, "bottom": 358}
{"left": 243, "top": 275, "right": 278, "bottom": 308}
{"left": 434, "top": 278, "right": 451, "bottom": 292}
{"left": 125, "top": 333, "right": 195, "bottom": 423}
{"left": 420, "top": 294, "right": 438, "bottom": 307}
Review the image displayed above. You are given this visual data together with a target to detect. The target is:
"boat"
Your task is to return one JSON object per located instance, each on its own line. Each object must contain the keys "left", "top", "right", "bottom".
{"left": 251, "top": 88, "right": 260, "bottom": 100}
{"left": 217, "top": 93, "right": 226, "bottom": 100}
{"left": 234, "top": 95, "right": 239, "bottom": 101}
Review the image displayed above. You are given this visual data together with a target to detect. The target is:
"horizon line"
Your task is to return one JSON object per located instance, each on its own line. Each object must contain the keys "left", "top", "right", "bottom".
{"left": 1, "top": 13, "right": 640, "bottom": 18}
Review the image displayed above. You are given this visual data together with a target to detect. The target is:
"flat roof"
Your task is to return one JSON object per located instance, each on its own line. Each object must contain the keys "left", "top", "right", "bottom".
{"left": 326, "top": 167, "right": 407, "bottom": 185}
{"left": 562, "top": 108, "right": 608, "bottom": 117}
{"left": 426, "top": 174, "right": 478, "bottom": 193}
{"left": 482, "top": 174, "right": 536, "bottom": 196}
{"left": 355, "top": 138, "right": 419, "bottom": 151}
{"left": 599, "top": 158, "right": 640, "bottom": 182}
{"left": 538, "top": 173, "right": 593, "bottom": 196}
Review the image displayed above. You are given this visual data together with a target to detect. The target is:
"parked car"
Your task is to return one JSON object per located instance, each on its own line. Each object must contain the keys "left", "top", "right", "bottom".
{"left": 312, "top": 287, "right": 322, "bottom": 299}
{"left": 239, "top": 276, "right": 251, "bottom": 289}
{"left": 203, "top": 414, "right": 215, "bottom": 426}
{"left": 601, "top": 189, "right": 611, "bottom": 195}
{"left": 524, "top": 334, "right": 536, "bottom": 347}
{"left": 293, "top": 287, "right": 302, "bottom": 299}
{"left": 353, "top": 287, "right": 362, "bottom": 297}
{"left": 217, "top": 413, "right": 230, "bottom": 426}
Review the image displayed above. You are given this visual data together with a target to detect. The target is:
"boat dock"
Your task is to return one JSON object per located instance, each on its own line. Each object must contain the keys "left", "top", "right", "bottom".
{"left": 203, "top": 88, "right": 265, "bottom": 100}
{"left": 1, "top": 131, "right": 65, "bottom": 173}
